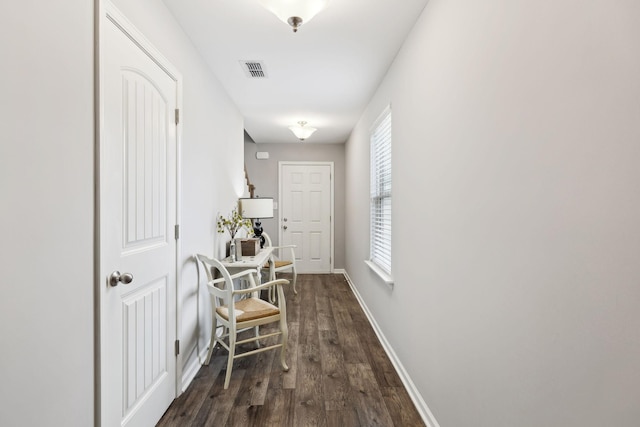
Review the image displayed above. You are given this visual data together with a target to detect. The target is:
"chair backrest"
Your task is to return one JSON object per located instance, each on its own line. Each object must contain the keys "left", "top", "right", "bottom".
{"left": 261, "top": 232, "right": 296, "bottom": 264}
{"left": 261, "top": 232, "right": 284, "bottom": 261}
{"left": 196, "top": 255, "right": 235, "bottom": 311}
{"left": 262, "top": 232, "right": 273, "bottom": 248}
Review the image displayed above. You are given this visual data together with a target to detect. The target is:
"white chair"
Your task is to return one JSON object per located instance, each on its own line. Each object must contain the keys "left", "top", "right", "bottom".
{"left": 196, "top": 254, "right": 290, "bottom": 389}
{"left": 262, "top": 232, "right": 298, "bottom": 295}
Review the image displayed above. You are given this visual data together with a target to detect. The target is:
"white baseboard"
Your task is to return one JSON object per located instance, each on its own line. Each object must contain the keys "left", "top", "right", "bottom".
{"left": 341, "top": 271, "right": 440, "bottom": 427}
{"left": 333, "top": 268, "right": 346, "bottom": 274}
{"left": 180, "top": 346, "right": 209, "bottom": 393}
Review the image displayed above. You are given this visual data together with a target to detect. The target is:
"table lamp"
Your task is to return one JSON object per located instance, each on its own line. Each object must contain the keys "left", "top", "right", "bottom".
{"left": 238, "top": 197, "right": 274, "bottom": 248}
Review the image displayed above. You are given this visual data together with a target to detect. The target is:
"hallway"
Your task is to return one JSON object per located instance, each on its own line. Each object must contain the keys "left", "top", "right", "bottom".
{"left": 157, "top": 274, "right": 424, "bottom": 426}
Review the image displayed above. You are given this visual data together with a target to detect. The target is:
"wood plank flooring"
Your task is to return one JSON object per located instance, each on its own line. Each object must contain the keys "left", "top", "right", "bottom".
{"left": 157, "top": 274, "right": 424, "bottom": 427}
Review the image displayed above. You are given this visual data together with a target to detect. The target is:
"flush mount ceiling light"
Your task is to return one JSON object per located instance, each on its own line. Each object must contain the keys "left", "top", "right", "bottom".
{"left": 289, "top": 121, "right": 317, "bottom": 141}
{"left": 259, "top": 0, "right": 329, "bottom": 32}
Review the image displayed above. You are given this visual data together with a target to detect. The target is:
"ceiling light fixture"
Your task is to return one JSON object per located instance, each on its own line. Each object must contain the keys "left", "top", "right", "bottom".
{"left": 259, "top": 0, "right": 329, "bottom": 32}
{"left": 289, "top": 121, "right": 317, "bottom": 141}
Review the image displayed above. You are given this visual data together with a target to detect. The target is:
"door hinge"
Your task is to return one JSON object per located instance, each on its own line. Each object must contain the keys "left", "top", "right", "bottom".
{"left": 175, "top": 340, "right": 180, "bottom": 356}
{"left": 175, "top": 224, "right": 180, "bottom": 240}
{"left": 175, "top": 108, "right": 180, "bottom": 125}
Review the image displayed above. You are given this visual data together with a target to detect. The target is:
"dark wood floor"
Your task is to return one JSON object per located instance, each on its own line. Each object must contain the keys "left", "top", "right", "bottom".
{"left": 157, "top": 273, "right": 424, "bottom": 426}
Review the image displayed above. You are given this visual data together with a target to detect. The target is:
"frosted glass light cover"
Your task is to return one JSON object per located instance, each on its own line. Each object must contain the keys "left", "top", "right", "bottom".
{"left": 289, "top": 124, "right": 317, "bottom": 140}
{"left": 259, "top": 0, "right": 329, "bottom": 27}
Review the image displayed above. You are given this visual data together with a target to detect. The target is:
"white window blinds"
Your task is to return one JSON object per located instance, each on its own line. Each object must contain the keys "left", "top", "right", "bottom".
{"left": 370, "top": 107, "right": 392, "bottom": 275}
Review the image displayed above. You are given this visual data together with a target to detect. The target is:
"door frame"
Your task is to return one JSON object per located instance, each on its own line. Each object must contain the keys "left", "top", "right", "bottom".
{"left": 95, "top": 1, "right": 184, "bottom": 425}
{"left": 278, "top": 161, "right": 335, "bottom": 273}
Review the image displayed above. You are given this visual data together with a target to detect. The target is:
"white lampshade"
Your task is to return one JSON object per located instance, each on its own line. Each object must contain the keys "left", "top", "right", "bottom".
{"left": 289, "top": 121, "right": 317, "bottom": 141}
{"left": 238, "top": 198, "right": 274, "bottom": 219}
{"left": 259, "top": 0, "right": 329, "bottom": 32}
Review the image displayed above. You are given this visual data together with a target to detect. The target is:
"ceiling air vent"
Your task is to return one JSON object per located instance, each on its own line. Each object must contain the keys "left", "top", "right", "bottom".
{"left": 240, "top": 60, "right": 268, "bottom": 78}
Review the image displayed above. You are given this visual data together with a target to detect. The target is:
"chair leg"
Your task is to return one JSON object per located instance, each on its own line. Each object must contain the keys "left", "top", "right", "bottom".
{"left": 254, "top": 325, "right": 260, "bottom": 348}
{"left": 204, "top": 316, "right": 218, "bottom": 365}
{"left": 280, "top": 316, "right": 289, "bottom": 371}
{"left": 291, "top": 269, "right": 298, "bottom": 295}
{"left": 224, "top": 333, "right": 236, "bottom": 389}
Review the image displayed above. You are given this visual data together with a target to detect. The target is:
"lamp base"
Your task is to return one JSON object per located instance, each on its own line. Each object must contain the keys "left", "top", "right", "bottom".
{"left": 253, "top": 220, "right": 266, "bottom": 248}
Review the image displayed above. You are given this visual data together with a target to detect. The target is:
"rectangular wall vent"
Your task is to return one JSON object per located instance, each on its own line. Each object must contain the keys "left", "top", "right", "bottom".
{"left": 240, "top": 60, "right": 268, "bottom": 78}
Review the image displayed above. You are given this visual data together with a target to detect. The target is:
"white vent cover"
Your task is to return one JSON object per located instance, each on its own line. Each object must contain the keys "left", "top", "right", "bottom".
{"left": 240, "top": 60, "right": 268, "bottom": 78}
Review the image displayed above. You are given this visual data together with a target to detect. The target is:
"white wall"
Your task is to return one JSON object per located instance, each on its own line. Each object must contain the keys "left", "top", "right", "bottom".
{"left": 109, "top": 0, "right": 245, "bottom": 389}
{"left": 0, "top": 0, "right": 244, "bottom": 424}
{"left": 0, "top": 1, "right": 94, "bottom": 426}
{"left": 345, "top": 1, "right": 640, "bottom": 426}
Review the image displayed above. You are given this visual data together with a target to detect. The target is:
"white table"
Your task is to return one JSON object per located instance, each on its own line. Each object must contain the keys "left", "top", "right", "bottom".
{"left": 219, "top": 246, "right": 274, "bottom": 289}
{"left": 220, "top": 247, "right": 279, "bottom": 302}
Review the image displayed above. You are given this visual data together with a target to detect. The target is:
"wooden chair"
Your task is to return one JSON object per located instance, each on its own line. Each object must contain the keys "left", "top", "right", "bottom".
{"left": 195, "top": 254, "right": 290, "bottom": 389}
{"left": 262, "top": 232, "right": 298, "bottom": 295}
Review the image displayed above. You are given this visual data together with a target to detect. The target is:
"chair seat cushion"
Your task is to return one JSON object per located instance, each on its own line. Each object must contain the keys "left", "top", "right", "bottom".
{"left": 263, "top": 260, "right": 293, "bottom": 269}
{"left": 216, "top": 297, "right": 279, "bottom": 322}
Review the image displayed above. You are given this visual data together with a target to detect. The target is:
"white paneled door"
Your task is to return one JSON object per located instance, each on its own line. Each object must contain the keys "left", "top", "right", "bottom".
{"left": 100, "top": 5, "right": 179, "bottom": 427}
{"left": 279, "top": 162, "right": 333, "bottom": 273}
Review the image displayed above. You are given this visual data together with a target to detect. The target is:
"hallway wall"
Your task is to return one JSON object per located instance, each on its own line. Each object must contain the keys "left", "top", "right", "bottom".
{"left": 345, "top": 1, "right": 640, "bottom": 426}
{"left": 0, "top": 1, "right": 94, "bottom": 425}
{"left": 0, "top": 0, "right": 245, "bottom": 425}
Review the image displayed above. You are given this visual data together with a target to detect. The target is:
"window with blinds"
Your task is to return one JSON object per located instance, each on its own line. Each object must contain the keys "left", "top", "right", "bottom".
{"left": 369, "top": 106, "right": 392, "bottom": 276}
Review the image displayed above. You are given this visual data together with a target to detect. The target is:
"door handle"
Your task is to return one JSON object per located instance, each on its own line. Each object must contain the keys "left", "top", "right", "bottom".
{"left": 109, "top": 271, "right": 134, "bottom": 287}
{"left": 283, "top": 225, "right": 288, "bottom": 230}
{"left": 283, "top": 218, "right": 287, "bottom": 222}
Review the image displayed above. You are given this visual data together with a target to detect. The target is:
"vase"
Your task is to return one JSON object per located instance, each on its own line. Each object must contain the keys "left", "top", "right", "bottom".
{"left": 229, "top": 239, "right": 237, "bottom": 262}
{"left": 234, "top": 238, "right": 243, "bottom": 260}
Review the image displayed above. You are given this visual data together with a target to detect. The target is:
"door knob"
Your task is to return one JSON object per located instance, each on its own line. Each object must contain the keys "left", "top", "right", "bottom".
{"left": 109, "top": 271, "right": 134, "bottom": 287}
{"left": 283, "top": 218, "right": 288, "bottom": 222}
{"left": 283, "top": 225, "right": 288, "bottom": 230}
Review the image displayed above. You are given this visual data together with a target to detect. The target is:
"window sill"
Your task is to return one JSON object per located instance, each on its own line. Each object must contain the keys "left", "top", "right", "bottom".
{"left": 365, "top": 260, "right": 394, "bottom": 286}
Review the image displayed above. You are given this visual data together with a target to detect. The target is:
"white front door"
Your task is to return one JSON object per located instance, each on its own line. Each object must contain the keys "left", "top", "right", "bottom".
{"left": 100, "top": 5, "right": 179, "bottom": 427}
{"left": 279, "top": 162, "right": 333, "bottom": 273}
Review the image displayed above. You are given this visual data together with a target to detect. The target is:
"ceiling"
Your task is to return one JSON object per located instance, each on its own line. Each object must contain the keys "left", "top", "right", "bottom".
{"left": 162, "top": 0, "right": 429, "bottom": 144}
